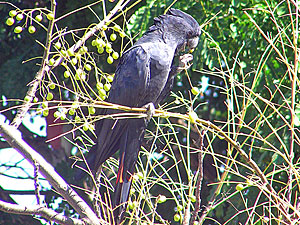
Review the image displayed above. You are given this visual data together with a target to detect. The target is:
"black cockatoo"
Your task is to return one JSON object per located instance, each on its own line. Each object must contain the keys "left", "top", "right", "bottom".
{"left": 78, "top": 8, "right": 200, "bottom": 222}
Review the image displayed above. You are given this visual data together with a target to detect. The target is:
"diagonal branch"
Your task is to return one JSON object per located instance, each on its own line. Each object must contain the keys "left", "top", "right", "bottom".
{"left": 0, "top": 200, "right": 84, "bottom": 225}
{"left": 0, "top": 122, "right": 107, "bottom": 225}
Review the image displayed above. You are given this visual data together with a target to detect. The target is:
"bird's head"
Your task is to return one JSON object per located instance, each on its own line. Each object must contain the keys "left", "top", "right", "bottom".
{"left": 165, "top": 8, "right": 201, "bottom": 54}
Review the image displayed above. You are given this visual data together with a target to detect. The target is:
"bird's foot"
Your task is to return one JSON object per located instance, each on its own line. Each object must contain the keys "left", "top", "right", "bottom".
{"left": 178, "top": 53, "right": 193, "bottom": 70}
{"left": 143, "top": 102, "right": 155, "bottom": 121}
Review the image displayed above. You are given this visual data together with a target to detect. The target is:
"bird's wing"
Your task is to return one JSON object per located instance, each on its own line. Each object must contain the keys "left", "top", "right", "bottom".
{"left": 91, "top": 46, "right": 151, "bottom": 174}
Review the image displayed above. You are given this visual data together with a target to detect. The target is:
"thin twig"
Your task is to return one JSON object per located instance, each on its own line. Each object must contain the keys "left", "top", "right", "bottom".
{"left": 0, "top": 200, "right": 85, "bottom": 225}
{"left": 34, "top": 160, "right": 41, "bottom": 205}
{"left": 190, "top": 127, "right": 205, "bottom": 225}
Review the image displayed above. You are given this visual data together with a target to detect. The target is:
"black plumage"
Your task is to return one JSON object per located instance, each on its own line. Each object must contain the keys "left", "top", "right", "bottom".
{"left": 79, "top": 8, "right": 200, "bottom": 222}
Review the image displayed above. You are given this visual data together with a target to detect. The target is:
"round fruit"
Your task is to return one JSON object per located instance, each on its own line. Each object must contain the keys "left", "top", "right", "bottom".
{"left": 100, "top": 94, "right": 106, "bottom": 100}
{"left": 49, "top": 83, "right": 55, "bottom": 89}
{"left": 95, "top": 38, "right": 104, "bottom": 47}
{"left": 67, "top": 48, "right": 75, "bottom": 56}
{"left": 191, "top": 87, "right": 200, "bottom": 95}
{"left": 104, "top": 83, "right": 111, "bottom": 91}
{"left": 106, "top": 42, "right": 112, "bottom": 49}
{"left": 107, "top": 75, "right": 114, "bottom": 82}
{"left": 177, "top": 205, "right": 183, "bottom": 211}
{"left": 6, "top": 18, "right": 14, "bottom": 26}
{"left": 24, "top": 96, "right": 31, "bottom": 102}
{"left": 47, "top": 13, "right": 55, "bottom": 20}
{"left": 110, "top": 33, "right": 117, "bottom": 41}
{"left": 88, "top": 107, "right": 96, "bottom": 115}
{"left": 60, "top": 50, "right": 67, "bottom": 57}
{"left": 43, "top": 110, "right": 49, "bottom": 117}
{"left": 84, "top": 64, "right": 92, "bottom": 71}
{"left": 48, "top": 58, "right": 55, "bottom": 66}
{"left": 189, "top": 110, "right": 198, "bottom": 124}
{"left": 14, "top": 26, "right": 23, "bottom": 34}
{"left": 190, "top": 195, "right": 196, "bottom": 203}
{"left": 54, "top": 42, "right": 61, "bottom": 49}
{"left": 97, "top": 47, "right": 104, "bottom": 54}
{"left": 107, "top": 56, "right": 114, "bottom": 64}
{"left": 46, "top": 92, "right": 54, "bottom": 101}
{"left": 112, "top": 52, "right": 119, "bottom": 59}
{"left": 71, "top": 57, "right": 78, "bottom": 65}
{"left": 102, "top": 24, "right": 108, "bottom": 30}
{"left": 54, "top": 111, "right": 60, "bottom": 118}
{"left": 106, "top": 47, "right": 113, "bottom": 54}
{"left": 64, "top": 70, "right": 71, "bottom": 78}
{"left": 68, "top": 109, "right": 75, "bottom": 115}
{"left": 28, "top": 25, "right": 36, "bottom": 34}
{"left": 9, "top": 10, "right": 17, "bottom": 17}
{"left": 60, "top": 114, "right": 66, "bottom": 120}
{"left": 174, "top": 214, "right": 180, "bottom": 222}
{"left": 157, "top": 195, "right": 167, "bottom": 204}
{"left": 16, "top": 14, "right": 24, "bottom": 21}
{"left": 99, "top": 89, "right": 106, "bottom": 97}
{"left": 83, "top": 123, "right": 89, "bottom": 131}
{"left": 35, "top": 14, "right": 43, "bottom": 22}
{"left": 75, "top": 115, "right": 80, "bottom": 122}
{"left": 42, "top": 101, "right": 48, "bottom": 108}
{"left": 33, "top": 97, "right": 38, "bottom": 103}
{"left": 113, "top": 24, "right": 121, "bottom": 32}
{"left": 236, "top": 184, "right": 244, "bottom": 191}
{"left": 96, "top": 82, "right": 103, "bottom": 90}
{"left": 92, "top": 40, "right": 96, "bottom": 46}
{"left": 119, "top": 32, "right": 126, "bottom": 38}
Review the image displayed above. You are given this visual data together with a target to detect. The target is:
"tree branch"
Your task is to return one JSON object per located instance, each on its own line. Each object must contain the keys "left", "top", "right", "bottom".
{"left": 0, "top": 122, "right": 106, "bottom": 225}
{"left": 0, "top": 200, "right": 84, "bottom": 225}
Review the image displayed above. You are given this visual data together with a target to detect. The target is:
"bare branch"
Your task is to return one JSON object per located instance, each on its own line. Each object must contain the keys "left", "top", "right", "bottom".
{"left": 0, "top": 122, "right": 106, "bottom": 225}
{"left": 0, "top": 200, "right": 84, "bottom": 225}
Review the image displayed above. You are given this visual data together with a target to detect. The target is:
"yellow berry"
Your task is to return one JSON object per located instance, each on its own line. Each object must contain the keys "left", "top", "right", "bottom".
{"left": 48, "top": 58, "right": 55, "bottom": 66}
{"left": 107, "top": 75, "right": 114, "bottom": 82}
{"left": 112, "top": 52, "right": 119, "bottom": 59}
{"left": 28, "top": 25, "right": 36, "bottom": 34}
{"left": 104, "top": 83, "right": 111, "bottom": 91}
{"left": 157, "top": 195, "right": 167, "bottom": 203}
{"left": 174, "top": 214, "right": 180, "bottom": 222}
{"left": 14, "top": 26, "right": 23, "bottom": 34}
{"left": 6, "top": 18, "right": 14, "bottom": 26}
{"left": 9, "top": 10, "right": 17, "bottom": 17}
{"left": 110, "top": 33, "right": 117, "bottom": 41}
{"left": 84, "top": 63, "right": 92, "bottom": 71}
{"left": 47, "top": 13, "right": 54, "bottom": 20}
{"left": 54, "top": 42, "right": 61, "bottom": 49}
{"left": 35, "top": 14, "right": 43, "bottom": 22}
{"left": 107, "top": 56, "right": 113, "bottom": 64}
{"left": 96, "top": 82, "right": 104, "bottom": 90}
{"left": 113, "top": 24, "right": 121, "bottom": 32}
{"left": 16, "top": 14, "right": 24, "bottom": 21}
{"left": 236, "top": 184, "right": 244, "bottom": 191}
{"left": 191, "top": 87, "right": 200, "bottom": 95}
{"left": 46, "top": 92, "right": 53, "bottom": 101}
{"left": 64, "top": 70, "right": 71, "bottom": 78}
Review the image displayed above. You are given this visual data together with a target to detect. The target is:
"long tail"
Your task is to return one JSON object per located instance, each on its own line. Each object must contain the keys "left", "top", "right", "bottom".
{"left": 113, "top": 119, "right": 146, "bottom": 224}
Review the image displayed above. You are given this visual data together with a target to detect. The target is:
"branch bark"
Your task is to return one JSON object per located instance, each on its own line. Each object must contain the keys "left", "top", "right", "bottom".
{"left": 0, "top": 200, "right": 84, "bottom": 225}
{"left": 0, "top": 122, "right": 106, "bottom": 225}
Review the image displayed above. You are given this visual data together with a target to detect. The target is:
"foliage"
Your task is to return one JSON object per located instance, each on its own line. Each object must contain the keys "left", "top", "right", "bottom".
{"left": 0, "top": 0, "right": 300, "bottom": 225}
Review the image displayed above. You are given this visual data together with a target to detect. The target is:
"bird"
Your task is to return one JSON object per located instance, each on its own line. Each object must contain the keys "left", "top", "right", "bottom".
{"left": 77, "top": 8, "right": 200, "bottom": 223}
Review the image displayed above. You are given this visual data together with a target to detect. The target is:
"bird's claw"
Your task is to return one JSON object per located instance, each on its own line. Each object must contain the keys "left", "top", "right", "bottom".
{"left": 143, "top": 102, "right": 155, "bottom": 121}
{"left": 178, "top": 53, "right": 193, "bottom": 70}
